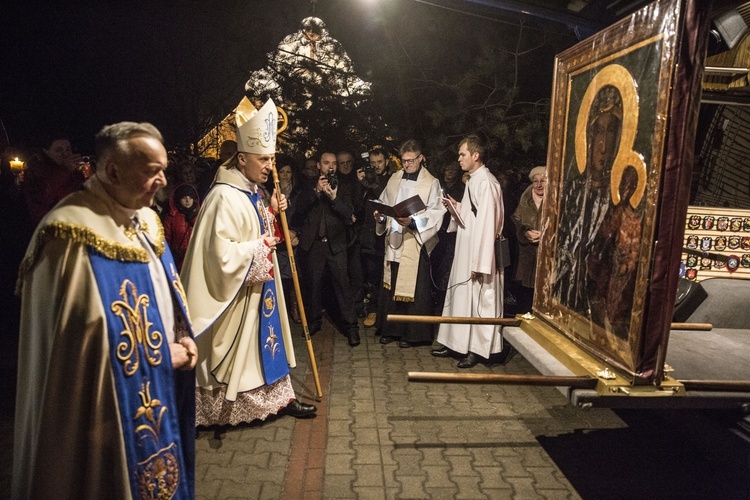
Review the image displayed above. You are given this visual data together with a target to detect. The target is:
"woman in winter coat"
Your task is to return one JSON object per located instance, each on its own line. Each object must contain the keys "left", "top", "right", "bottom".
{"left": 511, "top": 166, "right": 546, "bottom": 312}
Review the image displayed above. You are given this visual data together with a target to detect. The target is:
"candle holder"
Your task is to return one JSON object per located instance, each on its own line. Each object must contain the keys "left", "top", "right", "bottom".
{"left": 9, "top": 157, "right": 24, "bottom": 173}
{"left": 8, "top": 157, "right": 26, "bottom": 186}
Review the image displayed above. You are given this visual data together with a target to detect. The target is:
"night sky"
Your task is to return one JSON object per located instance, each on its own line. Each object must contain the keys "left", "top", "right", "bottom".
{"left": 1, "top": 0, "right": 575, "bottom": 154}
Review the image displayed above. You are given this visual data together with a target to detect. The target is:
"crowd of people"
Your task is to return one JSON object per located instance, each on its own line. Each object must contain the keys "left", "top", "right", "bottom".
{"left": 1, "top": 98, "right": 546, "bottom": 497}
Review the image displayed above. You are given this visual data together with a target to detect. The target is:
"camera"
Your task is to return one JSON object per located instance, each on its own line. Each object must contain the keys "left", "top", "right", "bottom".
{"left": 360, "top": 151, "right": 377, "bottom": 183}
{"left": 326, "top": 169, "right": 338, "bottom": 190}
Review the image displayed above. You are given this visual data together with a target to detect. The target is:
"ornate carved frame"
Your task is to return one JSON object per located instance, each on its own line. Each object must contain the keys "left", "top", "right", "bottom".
{"left": 533, "top": 0, "right": 709, "bottom": 382}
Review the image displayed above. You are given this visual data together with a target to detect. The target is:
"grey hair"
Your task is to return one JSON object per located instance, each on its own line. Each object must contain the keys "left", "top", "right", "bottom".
{"left": 95, "top": 122, "right": 163, "bottom": 165}
{"left": 399, "top": 139, "right": 422, "bottom": 157}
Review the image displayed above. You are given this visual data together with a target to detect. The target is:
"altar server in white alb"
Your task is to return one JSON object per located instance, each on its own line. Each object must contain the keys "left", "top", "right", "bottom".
{"left": 433, "top": 135, "right": 505, "bottom": 368}
{"left": 181, "top": 97, "right": 316, "bottom": 425}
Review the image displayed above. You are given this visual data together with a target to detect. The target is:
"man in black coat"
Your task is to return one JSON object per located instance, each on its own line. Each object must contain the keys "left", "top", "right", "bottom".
{"left": 296, "top": 150, "right": 361, "bottom": 346}
{"left": 357, "top": 148, "right": 392, "bottom": 327}
{"left": 337, "top": 150, "right": 366, "bottom": 317}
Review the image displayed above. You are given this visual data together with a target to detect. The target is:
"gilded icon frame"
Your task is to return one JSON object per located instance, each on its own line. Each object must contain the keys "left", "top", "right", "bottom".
{"left": 533, "top": 0, "right": 708, "bottom": 381}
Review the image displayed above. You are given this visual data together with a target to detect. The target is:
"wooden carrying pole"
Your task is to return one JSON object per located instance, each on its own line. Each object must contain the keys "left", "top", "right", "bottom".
{"left": 388, "top": 314, "right": 521, "bottom": 326}
{"left": 409, "top": 372, "right": 598, "bottom": 388}
{"left": 272, "top": 108, "right": 322, "bottom": 399}
{"left": 670, "top": 322, "right": 712, "bottom": 331}
{"left": 390, "top": 314, "right": 711, "bottom": 331}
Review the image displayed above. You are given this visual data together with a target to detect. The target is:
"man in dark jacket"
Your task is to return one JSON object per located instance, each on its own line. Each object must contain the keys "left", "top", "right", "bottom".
{"left": 337, "top": 150, "right": 366, "bottom": 317}
{"left": 357, "top": 148, "right": 392, "bottom": 327}
{"left": 296, "top": 150, "right": 361, "bottom": 346}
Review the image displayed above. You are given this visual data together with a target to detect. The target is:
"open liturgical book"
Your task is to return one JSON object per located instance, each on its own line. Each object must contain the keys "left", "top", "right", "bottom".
{"left": 368, "top": 195, "right": 426, "bottom": 218}
{"left": 442, "top": 196, "right": 465, "bottom": 228}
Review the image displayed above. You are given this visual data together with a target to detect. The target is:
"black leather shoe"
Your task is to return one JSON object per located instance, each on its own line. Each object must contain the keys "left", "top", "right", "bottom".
{"left": 348, "top": 329, "right": 361, "bottom": 347}
{"left": 490, "top": 343, "right": 513, "bottom": 364}
{"left": 431, "top": 346, "right": 452, "bottom": 358}
{"left": 380, "top": 336, "right": 396, "bottom": 344}
{"left": 284, "top": 399, "right": 317, "bottom": 418}
{"left": 398, "top": 341, "right": 411, "bottom": 348}
{"left": 457, "top": 352, "right": 480, "bottom": 369}
{"left": 308, "top": 322, "right": 321, "bottom": 337}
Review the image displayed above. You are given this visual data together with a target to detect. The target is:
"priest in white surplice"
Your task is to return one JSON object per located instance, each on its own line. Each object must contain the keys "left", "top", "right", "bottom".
{"left": 433, "top": 135, "right": 505, "bottom": 368}
{"left": 373, "top": 140, "right": 446, "bottom": 347}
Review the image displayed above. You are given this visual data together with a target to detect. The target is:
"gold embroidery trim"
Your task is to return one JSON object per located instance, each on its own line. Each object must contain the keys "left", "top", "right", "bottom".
{"left": 16, "top": 219, "right": 167, "bottom": 295}
{"left": 151, "top": 217, "right": 166, "bottom": 257}
{"left": 264, "top": 324, "right": 281, "bottom": 360}
{"left": 21, "top": 221, "right": 148, "bottom": 267}
{"left": 111, "top": 279, "right": 164, "bottom": 376}
{"left": 136, "top": 443, "right": 180, "bottom": 499}
{"left": 393, "top": 295, "right": 416, "bottom": 303}
{"left": 170, "top": 263, "right": 190, "bottom": 318}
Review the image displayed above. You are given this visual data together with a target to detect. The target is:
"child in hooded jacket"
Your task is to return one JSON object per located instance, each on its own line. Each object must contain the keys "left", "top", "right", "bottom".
{"left": 164, "top": 184, "right": 200, "bottom": 271}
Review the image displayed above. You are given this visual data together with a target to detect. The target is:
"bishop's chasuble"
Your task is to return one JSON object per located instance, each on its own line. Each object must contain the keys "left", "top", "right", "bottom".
{"left": 181, "top": 165, "right": 297, "bottom": 426}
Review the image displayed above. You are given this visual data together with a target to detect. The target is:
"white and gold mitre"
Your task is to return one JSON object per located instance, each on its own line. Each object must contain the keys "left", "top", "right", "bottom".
{"left": 235, "top": 97, "right": 277, "bottom": 154}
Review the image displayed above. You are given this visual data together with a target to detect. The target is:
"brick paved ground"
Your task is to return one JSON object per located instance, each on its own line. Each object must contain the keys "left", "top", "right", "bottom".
{"left": 190, "top": 318, "right": 750, "bottom": 499}
{"left": 3, "top": 317, "right": 750, "bottom": 498}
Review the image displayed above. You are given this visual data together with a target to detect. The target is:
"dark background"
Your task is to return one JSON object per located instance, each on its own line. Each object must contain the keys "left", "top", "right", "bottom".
{"left": 0, "top": 0, "right": 574, "bottom": 154}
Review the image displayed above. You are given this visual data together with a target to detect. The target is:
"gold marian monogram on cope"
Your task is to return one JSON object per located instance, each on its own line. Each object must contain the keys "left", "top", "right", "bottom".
{"left": 111, "top": 278, "right": 181, "bottom": 495}
{"left": 111, "top": 280, "right": 164, "bottom": 376}
{"left": 111, "top": 279, "right": 170, "bottom": 441}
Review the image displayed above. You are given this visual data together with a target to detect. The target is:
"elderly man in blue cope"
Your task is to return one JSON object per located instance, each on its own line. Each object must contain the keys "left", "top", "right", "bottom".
{"left": 181, "top": 97, "right": 316, "bottom": 426}
{"left": 13, "top": 122, "right": 198, "bottom": 499}
{"left": 433, "top": 135, "right": 505, "bottom": 368}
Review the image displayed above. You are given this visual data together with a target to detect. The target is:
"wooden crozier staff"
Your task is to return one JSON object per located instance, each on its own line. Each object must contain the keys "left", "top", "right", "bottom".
{"left": 272, "top": 107, "right": 323, "bottom": 399}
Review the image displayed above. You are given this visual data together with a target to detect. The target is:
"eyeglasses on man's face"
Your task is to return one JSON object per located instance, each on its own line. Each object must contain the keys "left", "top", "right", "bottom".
{"left": 401, "top": 155, "right": 421, "bottom": 166}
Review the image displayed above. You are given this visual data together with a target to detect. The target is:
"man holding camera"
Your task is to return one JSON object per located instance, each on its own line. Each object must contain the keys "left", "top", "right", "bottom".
{"left": 296, "top": 150, "right": 361, "bottom": 346}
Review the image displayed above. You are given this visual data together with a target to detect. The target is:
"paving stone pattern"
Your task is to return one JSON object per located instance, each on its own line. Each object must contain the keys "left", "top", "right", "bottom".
{"left": 194, "top": 320, "right": 632, "bottom": 499}
{"left": 4, "top": 317, "right": 746, "bottom": 498}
